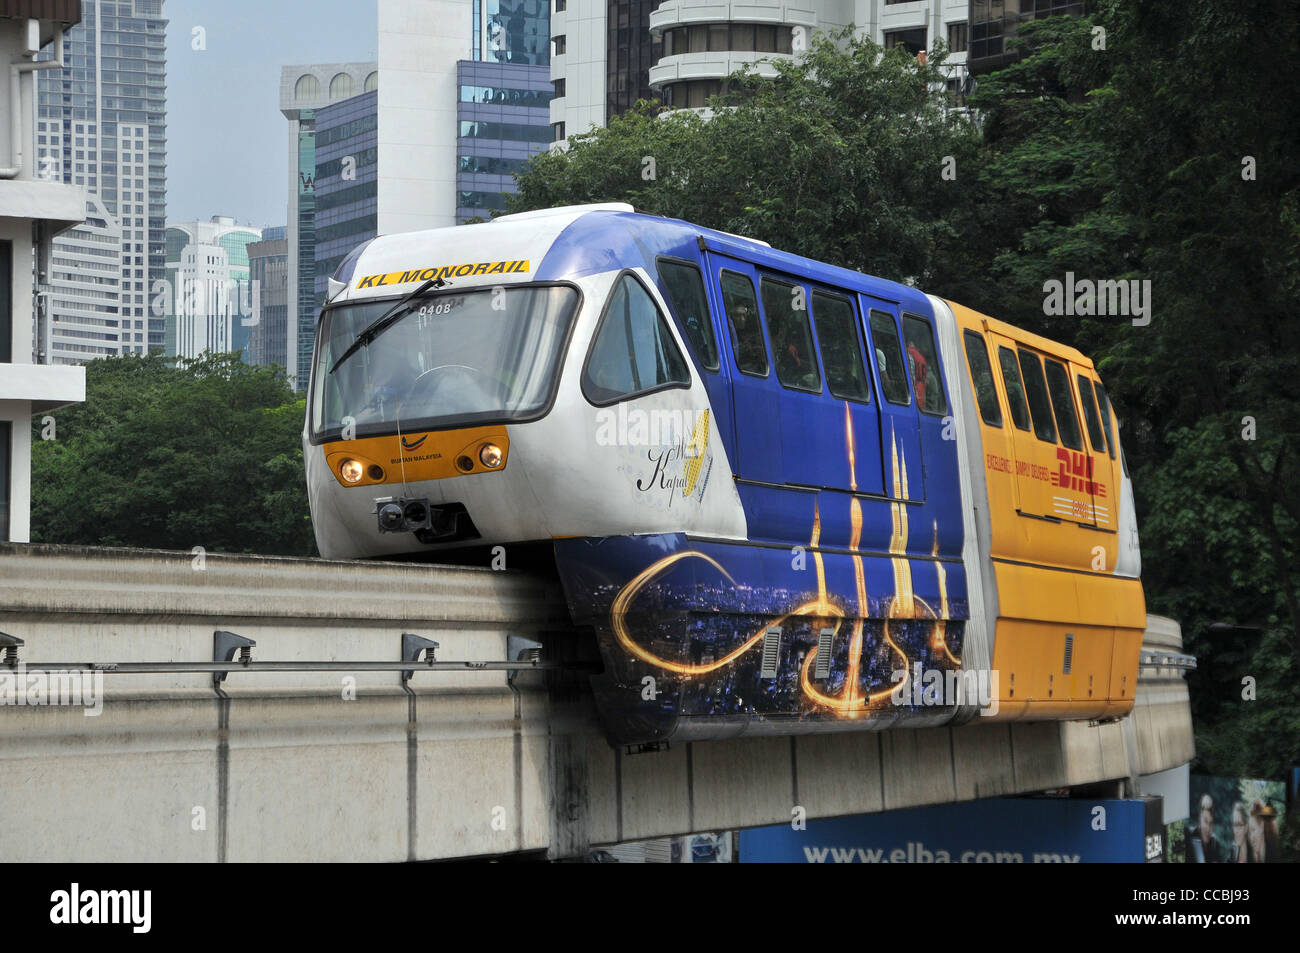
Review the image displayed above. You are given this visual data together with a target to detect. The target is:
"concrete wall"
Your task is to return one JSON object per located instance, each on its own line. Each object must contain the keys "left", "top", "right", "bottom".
{"left": 0, "top": 545, "right": 1195, "bottom": 861}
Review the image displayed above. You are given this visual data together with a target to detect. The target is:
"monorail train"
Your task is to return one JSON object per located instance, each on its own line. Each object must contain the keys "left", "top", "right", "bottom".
{"left": 304, "top": 203, "right": 1145, "bottom": 746}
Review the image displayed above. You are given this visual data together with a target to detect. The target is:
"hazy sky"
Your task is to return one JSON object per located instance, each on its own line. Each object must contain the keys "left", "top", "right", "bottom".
{"left": 163, "top": 0, "right": 378, "bottom": 229}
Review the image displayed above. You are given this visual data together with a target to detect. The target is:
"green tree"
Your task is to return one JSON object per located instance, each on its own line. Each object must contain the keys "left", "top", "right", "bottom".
{"left": 953, "top": 1, "right": 1300, "bottom": 786}
{"left": 511, "top": 27, "right": 983, "bottom": 287}
{"left": 31, "top": 353, "right": 315, "bottom": 557}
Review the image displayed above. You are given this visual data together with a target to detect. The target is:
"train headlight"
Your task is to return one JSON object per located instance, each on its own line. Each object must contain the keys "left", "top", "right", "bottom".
{"left": 479, "top": 442, "right": 503, "bottom": 469}
{"left": 339, "top": 458, "right": 365, "bottom": 484}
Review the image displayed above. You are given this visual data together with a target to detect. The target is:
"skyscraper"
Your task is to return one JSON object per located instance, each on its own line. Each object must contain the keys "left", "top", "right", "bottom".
{"left": 162, "top": 216, "right": 262, "bottom": 360}
{"left": 312, "top": 87, "right": 378, "bottom": 308}
{"left": 376, "top": 0, "right": 551, "bottom": 234}
{"left": 36, "top": 0, "right": 167, "bottom": 363}
{"left": 549, "top": 1, "right": 973, "bottom": 138}
{"left": 280, "top": 62, "right": 376, "bottom": 389}
{"left": 246, "top": 226, "right": 288, "bottom": 370}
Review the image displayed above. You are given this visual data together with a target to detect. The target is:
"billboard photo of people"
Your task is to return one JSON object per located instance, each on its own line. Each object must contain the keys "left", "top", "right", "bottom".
{"left": 1186, "top": 776, "right": 1285, "bottom": 863}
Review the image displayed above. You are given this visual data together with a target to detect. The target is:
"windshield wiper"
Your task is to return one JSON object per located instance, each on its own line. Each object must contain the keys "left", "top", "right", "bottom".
{"left": 329, "top": 276, "right": 448, "bottom": 374}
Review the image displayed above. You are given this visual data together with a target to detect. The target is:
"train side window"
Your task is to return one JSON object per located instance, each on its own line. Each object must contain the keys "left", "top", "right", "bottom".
{"left": 811, "top": 291, "right": 871, "bottom": 402}
{"left": 902, "top": 313, "right": 948, "bottom": 416}
{"left": 996, "top": 346, "right": 1031, "bottom": 431}
{"left": 657, "top": 259, "right": 719, "bottom": 372}
{"left": 1016, "top": 349, "right": 1057, "bottom": 443}
{"left": 1076, "top": 374, "right": 1108, "bottom": 454}
{"left": 963, "top": 331, "right": 1002, "bottom": 426}
{"left": 582, "top": 272, "right": 691, "bottom": 405}
{"left": 869, "top": 310, "right": 911, "bottom": 406}
{"left": 719, "top": 270, "right": 769, "bottom": 377}
{"left": 1043, "top": 359, "right": 1083, "bottom": 451}
{"left": 760, "top": 277, "right": 822, "bottom": 393}
{"left": 1094, "top": 381, "right": 1118, "bottom": 461}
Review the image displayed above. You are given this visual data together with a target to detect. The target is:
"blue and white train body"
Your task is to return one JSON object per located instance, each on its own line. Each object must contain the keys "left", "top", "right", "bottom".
{"left": 305, "top": 204, "right": 1146, "bottom": 746}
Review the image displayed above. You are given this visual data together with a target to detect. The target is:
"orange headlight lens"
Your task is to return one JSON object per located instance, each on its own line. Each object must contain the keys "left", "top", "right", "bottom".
{"left": 339, "top": 458, "right": 364, "bottom": 484}
{"left": 479, "top": 442, "right": 503, "bottom": 469}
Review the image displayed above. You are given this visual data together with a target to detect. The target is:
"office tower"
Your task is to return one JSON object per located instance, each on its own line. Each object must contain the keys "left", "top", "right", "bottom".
{"left": 550, "top": 1, "right": 974, "bottom": 138}
{"left": 162, "top": 216, "right": 261, "bottom": 359}
{"left": 280, "top": 62, "right": 376, "bottom": 388}
{"left": 246, "top": 226, "right": 288, "bottom": 370}
{"left": 312, "top": 88, "right": 377, "bottom": 308}
{"left": 377, "top": 0, "right": 551, "bottom": 235}
{"left": 36, "top": 0, "right": 167, "bottom": 363}
{"left": 457, "top": 60, "right": 553, "bottom": 220}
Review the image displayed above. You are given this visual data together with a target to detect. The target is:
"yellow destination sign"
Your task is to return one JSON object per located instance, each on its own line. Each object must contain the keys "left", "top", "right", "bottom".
{"left": 356, "top": 260, "right": 531, "bottom": 289}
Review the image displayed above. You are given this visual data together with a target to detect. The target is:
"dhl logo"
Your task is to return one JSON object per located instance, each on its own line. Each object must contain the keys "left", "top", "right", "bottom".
{"left": 356, "top": 260, "right": 531, "bottom": 289}
{"left": 1053, "top": 448, "right": 1107, "bottom": 497}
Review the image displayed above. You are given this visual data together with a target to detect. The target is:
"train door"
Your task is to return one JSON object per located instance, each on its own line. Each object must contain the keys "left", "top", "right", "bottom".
{"left": 654, "top": 256, "right": 736, "bottom": 469}
{"left": 807, "top": 287, "right": 885, "bottom": 497}
{"left": 985, "top": 329, "right": 1055, "bottom": 520}
{"left": 860, "top": 298, "right": 926, "bottom": 501}
{"left": 703, "top": 253, "right": 782, "bottom": 486}
{"left": 1040, "top": 354, "right": 1100, "bottom": 527}
{"left": 1073, "top": 368, "right": 1118, "bottom": 532}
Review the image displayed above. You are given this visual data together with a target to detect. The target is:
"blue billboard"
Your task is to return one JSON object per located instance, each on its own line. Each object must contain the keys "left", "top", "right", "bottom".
{"left": 740, "top": 797, "right": 1159, "bottom": 863}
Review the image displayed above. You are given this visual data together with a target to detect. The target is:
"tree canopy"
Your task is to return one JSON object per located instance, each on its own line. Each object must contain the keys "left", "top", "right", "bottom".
{"left": 31, "top": 353, "right": 314, "bottom": 557}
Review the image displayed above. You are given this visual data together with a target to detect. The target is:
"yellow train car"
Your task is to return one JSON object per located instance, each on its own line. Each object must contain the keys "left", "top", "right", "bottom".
{"left": 934, "top": 298, "right": 1146, "bottom": 721}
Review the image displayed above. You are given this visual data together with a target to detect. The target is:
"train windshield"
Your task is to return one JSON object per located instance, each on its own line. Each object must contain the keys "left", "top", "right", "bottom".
{"left": 311, "top": 285, "right": 579, "bottom": 438}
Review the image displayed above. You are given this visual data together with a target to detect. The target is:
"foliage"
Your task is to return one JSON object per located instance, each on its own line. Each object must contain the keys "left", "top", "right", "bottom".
{"left": 30, "top": 353, "right": 315, "bottom": 557}
{"left": 511, "top": 27, "right": 983, "bottom": 287}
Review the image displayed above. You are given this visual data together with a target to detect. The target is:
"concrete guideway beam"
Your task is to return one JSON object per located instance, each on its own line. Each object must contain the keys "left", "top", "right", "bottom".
{"left": 0, "top": 544, "right": 1194, "bottom": 861}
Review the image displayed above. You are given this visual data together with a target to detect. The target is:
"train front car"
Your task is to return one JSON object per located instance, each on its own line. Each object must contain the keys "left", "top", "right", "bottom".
{"left": 306, "top": 204, "right": 1139, "bottom": 748}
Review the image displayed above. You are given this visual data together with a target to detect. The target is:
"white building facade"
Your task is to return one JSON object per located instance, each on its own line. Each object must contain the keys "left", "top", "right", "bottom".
{"left": 550, "top": 0, "right": 971, "bottom": 139}
{"left": 163, "top": 216, "right": 262, "bottom": 360}
{"left": 0, "top": 5, "right": 87, "bottom": 543}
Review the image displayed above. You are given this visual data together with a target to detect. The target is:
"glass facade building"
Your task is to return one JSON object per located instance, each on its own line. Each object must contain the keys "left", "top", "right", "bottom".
{"left": 313, "top": 90, "right": 378, "bottom": 306}
{"left": 282, "top": 63, "right": 376, "bottom": 389}
{"left": 968, "top": 0, "right": 1087, "bottom": 73}
{"left": 456, "top": 62, "right": 552, "bottom": 220}
{"left": 456, "top": 1, "right": 551, "bottom": 222}
{"left": 472, "top": 0, "right": 551, "bottom": 65}
{"left": 37, "top": 0, "right": 168, "bottom": 363}
{"left": 606, "top": 0, "right": 662, "bottom": 119}
{"left": 247, "top": 226, "right": 288, "bottom": 370}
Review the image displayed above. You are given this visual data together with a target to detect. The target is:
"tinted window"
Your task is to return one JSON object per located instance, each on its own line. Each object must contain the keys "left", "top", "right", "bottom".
{"left": 1044, "top": 359, "right": 1083, "bottom": 450}
{"left": 760, "top": 277, "right": 821, "bottom": 393}
{"left": 582, "top": 273, "right": 690, "bottom": 404}
{"left": 720, "top": 270, "right": 768, "bottom": 376}
{"left": 1095, "top": 381, "right": 1118, "bottom": 461}
{"left": 997, "top": 346, "right": 1031, "bottom": 431}
{"left": 1076, "top": 374, "right": 1107, "bottom": 454}
{"left": 1017, "top": 349, "right": 1057, "bottom": 443}
{"left": 963, "top": 331, "right": 1002, "bottom": 427}
{"left": 869, "top": 311, "right": 910, "bottom": 405}
{"left": 657, "top": 259, "right": 719, "bottom": 372}
{"left": 812, "top": 292, "right": 870, "bottom": 402}
{"left": 902, "top": 314, "right": 948, "bottom": 415}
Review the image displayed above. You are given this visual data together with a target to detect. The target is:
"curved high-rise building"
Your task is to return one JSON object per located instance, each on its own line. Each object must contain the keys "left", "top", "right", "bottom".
{"left": 549, "top": 1, "right": 973, "bottom": 141}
